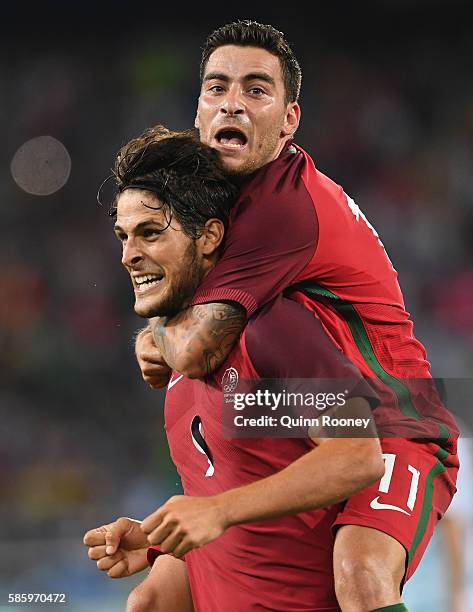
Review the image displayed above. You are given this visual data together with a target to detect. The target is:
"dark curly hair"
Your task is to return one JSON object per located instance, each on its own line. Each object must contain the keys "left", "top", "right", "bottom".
{"left": 200, "top": 20, "right": 302, "bottom": 104}
{"left": 110, "top": 125, "right": 238, "bottom": 239}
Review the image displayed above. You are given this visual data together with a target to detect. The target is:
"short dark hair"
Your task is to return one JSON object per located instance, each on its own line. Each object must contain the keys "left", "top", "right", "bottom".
{"left": 110, "top": 125, "right": 238, "bottom": 239}
{"left": 200, "top": 20, "right": 302, "bottom": 104}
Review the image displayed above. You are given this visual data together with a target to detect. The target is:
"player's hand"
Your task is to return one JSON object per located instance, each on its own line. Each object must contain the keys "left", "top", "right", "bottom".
{"left": 83, "top": 517, "right": 150, "bottom": 578}
{"left": 135, "top": 325, "right": 171, "bottom": 389}
{"left": 141, "top": 495, "right": 228, "bottom": 558}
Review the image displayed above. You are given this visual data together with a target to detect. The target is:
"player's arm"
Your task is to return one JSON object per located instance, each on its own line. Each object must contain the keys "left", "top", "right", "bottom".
{"left": 141, "top": 401, "right": 383, "bottom": 558}
{"left": 136, "top": 153, "right": 317, "bottom": 379}
{"left": 147, "top": 302, "right": 245, "bottom": 379}
{"left": 219, "top": 414, "right": 384, "bottom": 521}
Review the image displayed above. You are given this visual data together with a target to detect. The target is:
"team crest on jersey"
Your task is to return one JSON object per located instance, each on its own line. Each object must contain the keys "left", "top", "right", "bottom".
{"left": 222, "top": 367, "right": 239, "bottom": 393}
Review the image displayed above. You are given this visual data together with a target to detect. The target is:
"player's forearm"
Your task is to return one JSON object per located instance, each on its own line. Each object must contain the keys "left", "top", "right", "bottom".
{"left": 217, "top": 437, "right": 384, "bottom": 527}
{"left": 149, "top": 302, "right": 245, "bottom": 378}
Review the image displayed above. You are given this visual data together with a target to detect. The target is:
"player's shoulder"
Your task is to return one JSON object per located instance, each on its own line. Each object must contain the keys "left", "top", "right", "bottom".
{"left": 240, "top": 141, "right": 306, "bottom": 199}
{"left": 293, "top": 143, "right": 348, "bottom": 203}
{"left": 235, "top": 140, "right": 349, "bottom": 222}
{"left": 230, "top": 143, "right": 319, "bottom": 236}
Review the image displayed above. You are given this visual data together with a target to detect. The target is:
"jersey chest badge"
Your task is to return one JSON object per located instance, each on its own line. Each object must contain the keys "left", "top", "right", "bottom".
{"left": 221, "top": 366, "right": 239, "bottom": 393}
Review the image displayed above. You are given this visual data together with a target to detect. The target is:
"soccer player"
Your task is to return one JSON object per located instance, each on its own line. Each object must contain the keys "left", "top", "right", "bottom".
{"left": 134, "top": 21, "right": 459, "bottom": 612}
{"left": 84, "top": 127, "right": 384, "bottom": 611}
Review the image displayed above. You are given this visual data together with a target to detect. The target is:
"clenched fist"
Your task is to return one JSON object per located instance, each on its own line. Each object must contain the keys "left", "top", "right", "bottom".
{"left": 83, "top": 517, "right": 149, "bottom": 578}
{"left": 135, "top": 325, "right": 171, "bottom": 389}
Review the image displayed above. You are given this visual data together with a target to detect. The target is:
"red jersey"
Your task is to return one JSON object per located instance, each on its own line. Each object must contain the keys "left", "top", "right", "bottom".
{"left": 191, "top": 143, "right": 458, "bottom": 449}
{"left": 162, "top": 296, "right": 378, "bottom": 612}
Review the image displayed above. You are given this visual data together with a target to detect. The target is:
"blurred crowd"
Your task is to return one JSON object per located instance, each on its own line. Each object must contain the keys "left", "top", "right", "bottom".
{"left": 1, "top": 5, "right": 472, "bottom": 609}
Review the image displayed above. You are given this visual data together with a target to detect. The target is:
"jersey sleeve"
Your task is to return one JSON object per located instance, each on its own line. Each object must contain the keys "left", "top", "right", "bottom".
{"left": 191, "top": 147, "right": 318, "bottom": 316}
{"left": 245, "top": 295, "right": 379, "bottom": 408}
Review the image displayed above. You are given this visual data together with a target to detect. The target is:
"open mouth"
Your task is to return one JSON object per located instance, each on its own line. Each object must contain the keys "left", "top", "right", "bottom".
{"left": 133, "top": 273, "right": 164, "bottom": 293}
{"left": 215, "top": 128, "right": 248, "bottom": 149}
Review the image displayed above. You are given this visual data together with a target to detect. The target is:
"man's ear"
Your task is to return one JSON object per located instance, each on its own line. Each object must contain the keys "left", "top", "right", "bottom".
{"left": 199, "top": 218, "right": 225, "bottom": 255}
{"left": 281, "top": 102, "right": 301, "bottom": 137}
{"left": 194, "top": 108, "right": 200, "bottom": 129}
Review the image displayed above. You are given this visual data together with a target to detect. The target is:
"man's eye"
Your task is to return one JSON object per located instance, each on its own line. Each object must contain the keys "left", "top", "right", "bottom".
{"left": 249, "top": 87, "right": 264, "bottom": 95}
{"left": 209, "top": 85, "right": 224, "bottom": 93}
{"left": 143, "top": 229, "right": 161, "bottom": 238}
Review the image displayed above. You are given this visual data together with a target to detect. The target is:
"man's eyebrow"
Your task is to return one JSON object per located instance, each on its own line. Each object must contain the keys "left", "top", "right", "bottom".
{"left": 203, "top": 72, "right": 230, "bottom": 83}
{"left": 243, "top": 72, "right": 275, "bottom": 86}
{"left": 113, "top": 219, "right": 165, "bottom": 234}
{"left": 203, "top": 72, "right": 275, "bottom": 86}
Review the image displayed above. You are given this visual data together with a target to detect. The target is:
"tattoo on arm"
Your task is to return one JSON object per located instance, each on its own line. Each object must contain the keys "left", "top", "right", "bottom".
{"left": 151, "top": 303, "right": 245, "bottom": 377}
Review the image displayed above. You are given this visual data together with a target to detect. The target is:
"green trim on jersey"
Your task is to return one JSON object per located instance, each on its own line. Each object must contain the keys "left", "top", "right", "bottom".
{"left": 434, "top": 446, "right": 449, "bottom": 463}
{"left": 294, "top": 281, "right": 451, "bottom": 439}
{"left": 408, "top": 459, "right": 445, "bottom": 561}
{"left": 436, "top": 422, "right": 450, "bottom": 446}
{"left": 296, "top": 281, "right": 419, "bottom": 418}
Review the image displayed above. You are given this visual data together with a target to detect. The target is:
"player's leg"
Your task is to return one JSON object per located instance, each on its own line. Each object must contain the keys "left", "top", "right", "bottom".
{"left": 333, "top": 524, "right": 406, "bottom": 611}
{"left": 126, "top": 554, "right": 193, "bottom": 612}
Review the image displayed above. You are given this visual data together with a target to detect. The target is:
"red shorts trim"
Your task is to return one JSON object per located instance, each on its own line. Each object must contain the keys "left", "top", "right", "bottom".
{"left": 332, "top": 438, "right": 458, "bottom": 581}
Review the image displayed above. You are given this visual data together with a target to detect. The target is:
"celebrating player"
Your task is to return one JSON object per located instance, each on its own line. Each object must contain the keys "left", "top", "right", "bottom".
{"left": 85, "top": 127, "right": 386, "bottom": 611}
{"left": 134, "top": 21, "right": 459, "bottom": 612}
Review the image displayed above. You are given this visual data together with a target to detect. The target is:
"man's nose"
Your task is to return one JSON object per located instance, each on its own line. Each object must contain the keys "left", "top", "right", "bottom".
{"left": 121, "top": 238, "right": 143, "bottom": 267}
{"left": 219, "top": 87, "right": 244, "bottom": 116}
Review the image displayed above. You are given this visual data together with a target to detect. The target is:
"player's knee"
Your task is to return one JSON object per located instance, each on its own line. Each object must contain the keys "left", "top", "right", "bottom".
{"left": 335, "top": 553, "right": 398, "bottom": 606}
{"left": 126, "top": 579, "right": 160, "bottom": 612}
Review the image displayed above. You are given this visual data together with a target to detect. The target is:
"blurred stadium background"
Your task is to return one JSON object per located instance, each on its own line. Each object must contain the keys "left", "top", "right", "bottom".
{"left": 1, "top": 1, "right": 472, "bottom": 609}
